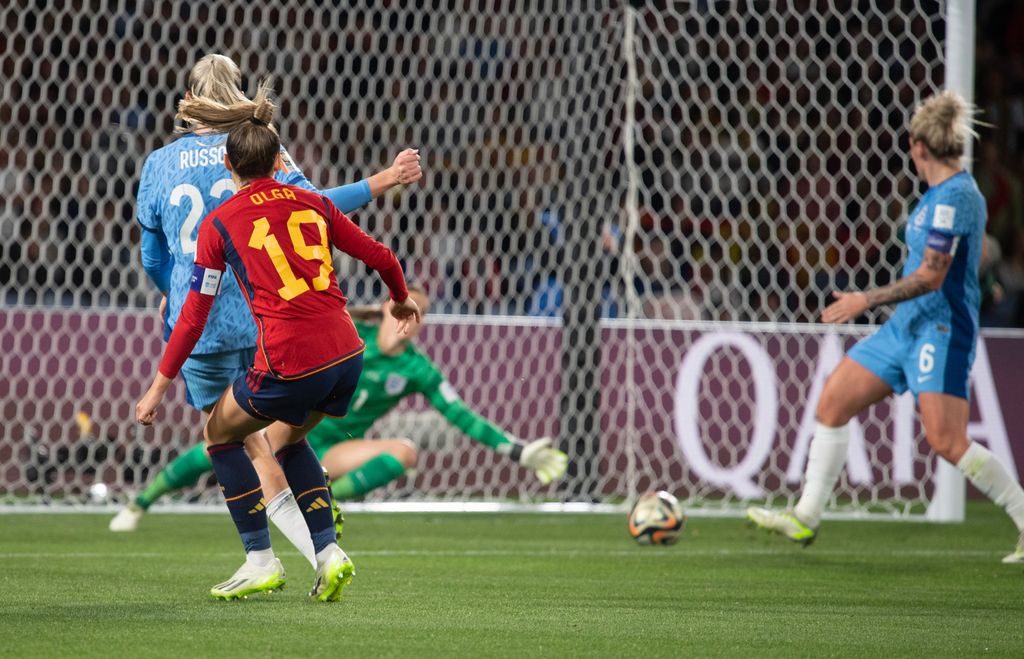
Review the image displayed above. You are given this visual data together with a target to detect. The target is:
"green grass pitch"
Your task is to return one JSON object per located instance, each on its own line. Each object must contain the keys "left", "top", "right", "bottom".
{"left": 1, "top": 503, "right": 1022, "bottom": 658}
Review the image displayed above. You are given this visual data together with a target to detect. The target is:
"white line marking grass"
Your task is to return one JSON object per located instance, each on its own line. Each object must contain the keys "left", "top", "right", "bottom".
{"left": 0, "top": 548, "right": 1003, "bottom": 560}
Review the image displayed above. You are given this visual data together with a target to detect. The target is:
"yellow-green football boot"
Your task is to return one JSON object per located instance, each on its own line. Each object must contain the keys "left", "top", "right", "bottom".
{"left": 747, "top": 507, "right": 818, "bottom": 546}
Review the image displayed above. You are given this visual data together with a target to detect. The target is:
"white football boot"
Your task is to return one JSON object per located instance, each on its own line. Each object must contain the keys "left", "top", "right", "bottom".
{"left": 747, "top": 507, "right": 818, "bottom": 546}
{"left": 108, "top": 504, "right": 144, "bottom": 532}
{"left": 1002, "top": 530, "right": 1024, "bottom": 564}
{"left": 310, "top": 544, "right": 355, "bottom": 602}
{"left": 210, "top": 558, "right": 286, "bottom": 600}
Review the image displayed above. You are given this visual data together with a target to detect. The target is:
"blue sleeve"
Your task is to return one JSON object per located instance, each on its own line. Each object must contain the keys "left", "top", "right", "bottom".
{"left": 274, "top": 144, "right": 375, "bottom": 213}
{"left": 136, "top": 155, "right": 160, "bottom": 231}
{"left": 275, "top": 146, "right": 318, "bottom": 192}
{"left": 140, "top": 227, "right": 172, "bottom": 292}
{"left": 928, "top": 187, "right": 976, "bottom": 236}
{"left": 323, "top": 180, "right": 373, "bottom": 214}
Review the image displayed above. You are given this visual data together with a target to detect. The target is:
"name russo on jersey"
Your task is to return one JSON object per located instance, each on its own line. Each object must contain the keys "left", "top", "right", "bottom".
{"left": 179, "top": 145, "right": 227, "bottom": 169}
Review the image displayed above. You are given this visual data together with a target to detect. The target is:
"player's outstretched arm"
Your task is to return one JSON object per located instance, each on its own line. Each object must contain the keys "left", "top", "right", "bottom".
{"left": 424, "top": 385, "right": 568, "bottom": 484}
{"left": 324, "top": 201, "right": 411, "bottom": 304}
{"left": 822, "top": 247, "right": 953, "bottom": 324}
{"left": 388, "top": 297, "right": 421, "bottom": 335}
{"left": 366, "top": 148, "right": 422, "bottom": 196}
{"left": 515, "top": 438, "right": 569, "bottom": 485}
{"left": 320, "top": 148, "right": 423, "bottom": 214}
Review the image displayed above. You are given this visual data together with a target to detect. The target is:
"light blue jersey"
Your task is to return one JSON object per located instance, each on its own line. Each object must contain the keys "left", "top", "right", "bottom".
{"left": 136, "top": 133, "right": 375, "bottom": 356}
{"left": 849, "top": 171, "right": 987, "bottom": 399}
{"left": 136, "top": 134, "right": 315, "bottom": 354}
{"left": 890, "top": 171, "right": 986, "bottom": 340}
{"left": 136, "top": 131, "right": 378, "bottom": 409}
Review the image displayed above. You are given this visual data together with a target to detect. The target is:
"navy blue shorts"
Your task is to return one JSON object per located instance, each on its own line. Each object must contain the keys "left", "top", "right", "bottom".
{"left": 232, "top": 351, "right": 364, "bottom": 427}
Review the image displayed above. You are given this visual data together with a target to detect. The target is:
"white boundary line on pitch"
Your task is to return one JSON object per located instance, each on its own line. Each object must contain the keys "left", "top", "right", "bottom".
{"left": 0, "top": 548, "right": 1005, "bottom": 560}
{"left": 0, "top": 503, "right": 937, "bottom": 521}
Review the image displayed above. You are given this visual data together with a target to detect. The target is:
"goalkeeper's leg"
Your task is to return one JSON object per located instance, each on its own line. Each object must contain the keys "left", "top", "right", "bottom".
{"left": 921, "top": 393, "right": 1024, "bottom": 564}
{"left": 109, "top": 441, "right": 211, "bottom": 531}
{"left": 320, "top": 439, "right": 417, "bottom": 500}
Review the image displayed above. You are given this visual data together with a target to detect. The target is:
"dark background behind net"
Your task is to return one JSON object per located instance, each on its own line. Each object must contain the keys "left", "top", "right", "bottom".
{"left": 1, "top": 1, "right": 1021, "bottom": 326}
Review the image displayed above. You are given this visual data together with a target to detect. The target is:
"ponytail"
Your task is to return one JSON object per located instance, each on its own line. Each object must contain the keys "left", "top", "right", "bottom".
{"left": 176, "top": 77, "right": 276, "bottom": 135}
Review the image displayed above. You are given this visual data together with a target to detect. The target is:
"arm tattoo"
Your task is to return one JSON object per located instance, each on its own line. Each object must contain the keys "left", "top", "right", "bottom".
{"left": 863, "top": 251, "right": 951, "bottom": 308}
{"left": 864, "top": 273, "right": 933, "bottom": 308}
{"left": 923, "top": 250, "right": 952, "bottom": 272}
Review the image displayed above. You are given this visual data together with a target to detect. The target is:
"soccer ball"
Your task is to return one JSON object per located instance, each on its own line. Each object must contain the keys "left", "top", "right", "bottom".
{"left": 628, "top": 491, "right": 686, "bottom": 545}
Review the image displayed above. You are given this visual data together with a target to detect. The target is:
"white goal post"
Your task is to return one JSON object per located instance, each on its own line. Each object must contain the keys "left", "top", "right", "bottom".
{"left": 925, "top": 0, "right": 975, "bottom": 523}
{"left": 5, "top": 0, "right": 1015, "bottom": 521}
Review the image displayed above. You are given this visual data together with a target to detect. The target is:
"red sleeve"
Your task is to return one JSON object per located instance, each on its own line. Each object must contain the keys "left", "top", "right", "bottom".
{"left": 325, "top": 199, "right": 408, "bottom": 302}
{"left": 158, "top": 291, "right": 214, "bottom": 379}
{"left": 195, "top": 214, "right": 227, "bottom": 270}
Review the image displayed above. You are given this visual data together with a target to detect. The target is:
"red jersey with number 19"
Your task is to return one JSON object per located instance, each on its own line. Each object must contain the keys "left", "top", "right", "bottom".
{"left": 157, "top": 177, "right": 408, "bottom": 380}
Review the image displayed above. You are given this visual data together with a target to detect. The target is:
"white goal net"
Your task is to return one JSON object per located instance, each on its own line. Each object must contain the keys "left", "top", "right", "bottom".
{"left": 2, "top": 1, "right": 969, "bottom": 517}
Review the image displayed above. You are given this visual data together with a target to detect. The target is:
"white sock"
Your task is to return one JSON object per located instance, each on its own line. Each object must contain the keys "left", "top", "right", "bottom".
{"left": 246, "top": 548, "right": 276, "bottom": 567}
{"left": 794, "top": 423, "right": 850, "bottom": 528}
{"left": 957, "top": 442, "right": 1024, "bottom": 532}
{"left": 266, "top": 488, "right": 317, "bottom": 568}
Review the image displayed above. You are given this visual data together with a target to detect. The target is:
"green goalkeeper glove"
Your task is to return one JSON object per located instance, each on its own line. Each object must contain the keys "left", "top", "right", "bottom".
{"left": 512, "top": 437, "right": 568, "bottom": 484}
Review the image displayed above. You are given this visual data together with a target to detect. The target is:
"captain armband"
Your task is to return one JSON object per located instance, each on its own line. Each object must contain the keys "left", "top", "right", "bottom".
{"left": 189, "top": 264, "right": 224, "bottom": 296}
{"left": 925, "top": 230, "right": 959, "bottom": 255}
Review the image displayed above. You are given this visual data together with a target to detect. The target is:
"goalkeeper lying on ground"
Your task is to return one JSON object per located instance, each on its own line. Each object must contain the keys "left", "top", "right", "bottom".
{"left": 111, "top": 285, "right": 567, "bottom": 531}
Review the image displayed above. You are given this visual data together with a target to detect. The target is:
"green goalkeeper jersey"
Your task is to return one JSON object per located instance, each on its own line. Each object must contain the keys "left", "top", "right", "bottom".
{"left": 306, "top": 321, "right": 514, "bottom": 457}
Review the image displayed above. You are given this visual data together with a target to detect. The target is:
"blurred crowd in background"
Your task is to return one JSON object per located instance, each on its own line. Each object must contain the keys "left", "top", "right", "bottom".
{"left": 616, "top": 0, "right": 1024, "bottom": 326}
{"left": 1, "top": 1, "right": 1023, "bottom": 327}
{"left": 974, "top": 0, "right": 1024, "bottom": 326}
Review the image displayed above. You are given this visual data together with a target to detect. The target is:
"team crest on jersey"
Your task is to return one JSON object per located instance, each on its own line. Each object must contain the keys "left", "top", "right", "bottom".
{"left": 385, "top": 373, "right": 408, "bottom": 395}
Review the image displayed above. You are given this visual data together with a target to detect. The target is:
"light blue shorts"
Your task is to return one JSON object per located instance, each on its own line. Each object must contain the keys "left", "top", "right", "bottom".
{"left": 180, "top": 348, "right": 257, "bottom": 411}
{"left": 847, "top": 321, "right": 973, "bottom": 400}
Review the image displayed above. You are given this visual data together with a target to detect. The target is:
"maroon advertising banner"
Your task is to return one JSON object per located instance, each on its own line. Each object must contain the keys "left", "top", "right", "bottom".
{"left": 1, "top": 309, "right": 1021, "bottom": 503}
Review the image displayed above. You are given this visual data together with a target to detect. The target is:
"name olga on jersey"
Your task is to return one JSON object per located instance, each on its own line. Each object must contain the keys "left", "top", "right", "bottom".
{"left": 179, "top": 145, "right": 227, "bottom": 169}
{"left": 250, "top": 187, "right": 296, "bottom": 204}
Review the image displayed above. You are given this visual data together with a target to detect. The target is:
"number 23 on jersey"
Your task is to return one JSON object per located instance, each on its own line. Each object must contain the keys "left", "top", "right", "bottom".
{"left": 170, "top": 179, "right": 236, "bottom": 254}
{"left": 248, "top": 209, "right": 335, "bottom": 301}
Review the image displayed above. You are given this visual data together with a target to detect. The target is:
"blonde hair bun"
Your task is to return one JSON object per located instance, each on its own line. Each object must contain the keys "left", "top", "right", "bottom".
{"left": 909, "top": 90, "right": 979, "bottom": 159}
